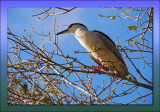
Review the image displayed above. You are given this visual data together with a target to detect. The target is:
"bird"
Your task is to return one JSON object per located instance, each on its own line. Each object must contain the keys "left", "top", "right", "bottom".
{"left": 56, "top": 23, "right": 128, "bottom": 78}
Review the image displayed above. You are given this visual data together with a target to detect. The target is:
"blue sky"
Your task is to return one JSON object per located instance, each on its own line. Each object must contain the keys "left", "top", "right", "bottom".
{"left": 8, "top": 7, "right": 152, "bottom": 104}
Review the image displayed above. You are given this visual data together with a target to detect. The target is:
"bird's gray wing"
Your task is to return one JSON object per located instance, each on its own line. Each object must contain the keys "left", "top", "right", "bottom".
{"left": 92, "top": 30, "right": 126, "bottom": 66}
{"left": 92, "top": 31, "right": 128, "bottom": 76}
{"left": 88, "top": 52, "right": 109, "bottom": 72}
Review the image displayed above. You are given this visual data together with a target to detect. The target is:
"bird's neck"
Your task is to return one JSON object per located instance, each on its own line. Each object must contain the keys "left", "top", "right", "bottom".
{"left": 74, "top": 28, "right": 88, "bottom": 38}
{"left": 74, "top": 28, "right": 93, "bottom": 50}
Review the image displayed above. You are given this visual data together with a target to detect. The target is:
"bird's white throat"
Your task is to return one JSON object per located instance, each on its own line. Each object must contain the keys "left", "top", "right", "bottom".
{"left": 74, "top": 28, "right": 94, "bottom": 52}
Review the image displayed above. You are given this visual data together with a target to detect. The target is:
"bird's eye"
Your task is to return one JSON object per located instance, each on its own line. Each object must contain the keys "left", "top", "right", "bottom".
{"left": 69, "top": 25, "right": 72, "bottom": 28}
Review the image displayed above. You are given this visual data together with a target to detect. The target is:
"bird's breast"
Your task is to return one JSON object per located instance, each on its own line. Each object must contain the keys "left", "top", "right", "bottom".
{"left": 75, "top": 35, "right": 95, "bottom": 51}
{"left": 75, "top": 31, "right": 105, "bottom": 51}
{"left": 75, "top": 32, "right": 106, "bottom": 62}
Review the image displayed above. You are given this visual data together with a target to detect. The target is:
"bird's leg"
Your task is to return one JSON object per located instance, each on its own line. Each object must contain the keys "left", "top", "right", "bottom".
{"left": 91, "top": 64, "right": 110, "bottom": 75}
{"left": 91, "top": 64, "right": 119, "bottom": 81}
{"left": 107, "top": 66, "right": 119, "bottom": 81}
{"left": 91, "top": 65, "right": 99, "bottom": 74}
{"left": 91, "top": 64, "right": 104, "bottom": 75}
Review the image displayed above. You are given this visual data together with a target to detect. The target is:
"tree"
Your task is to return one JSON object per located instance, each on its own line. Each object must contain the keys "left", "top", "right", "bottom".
{"left": 7, "top": 7, "right": 153, "bottom": 105}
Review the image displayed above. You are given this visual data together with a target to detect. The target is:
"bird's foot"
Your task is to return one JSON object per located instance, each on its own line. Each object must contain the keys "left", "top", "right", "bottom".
{"left": 91, "top": 64, "right": 110, "bottom": 75}
{"left": 112, "top": 76, "right": 119, "bottom": 81}
{"left": 107, "top": 66, "right": 119, "bottom": 81}
{"left": 91, "top": 64, "right": 119, "bottom": 81}
{"left": 91, "top": 64, "right": 102, "bottom": 75}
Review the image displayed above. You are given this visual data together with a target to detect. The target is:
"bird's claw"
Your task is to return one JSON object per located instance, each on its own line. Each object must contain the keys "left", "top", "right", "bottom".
{"left": 91, "top": 64, "right": 119, "bottom": 81}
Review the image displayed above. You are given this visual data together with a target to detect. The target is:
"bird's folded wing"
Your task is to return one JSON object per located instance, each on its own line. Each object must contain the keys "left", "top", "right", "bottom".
{"left": 88, "top": 52, "right": 109, "bottom": 72}
{"left": 93, "top": 31, "right": 128, "bottom": 76}
{"left": 94, "top": 31, "right": 126, "bottom": 66}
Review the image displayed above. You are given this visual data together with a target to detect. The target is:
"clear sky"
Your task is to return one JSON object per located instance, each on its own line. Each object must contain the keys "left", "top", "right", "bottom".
{"left": 8, "top": 7, "right": 152, "bottom": 104}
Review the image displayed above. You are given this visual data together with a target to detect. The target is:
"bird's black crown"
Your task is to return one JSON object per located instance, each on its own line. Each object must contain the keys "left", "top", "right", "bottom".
{"left": 68, "top": 23, "right": 88, "bottom": 30}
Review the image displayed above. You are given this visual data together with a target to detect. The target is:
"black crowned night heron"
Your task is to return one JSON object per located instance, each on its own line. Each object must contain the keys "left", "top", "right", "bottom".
{"left": 56, "top": 23, "right": 128, "bottom": 78}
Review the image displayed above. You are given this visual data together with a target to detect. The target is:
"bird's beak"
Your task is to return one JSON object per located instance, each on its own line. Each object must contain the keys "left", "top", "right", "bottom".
{"left": 56, "top": 29, "right": 69, "bottom": 35}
